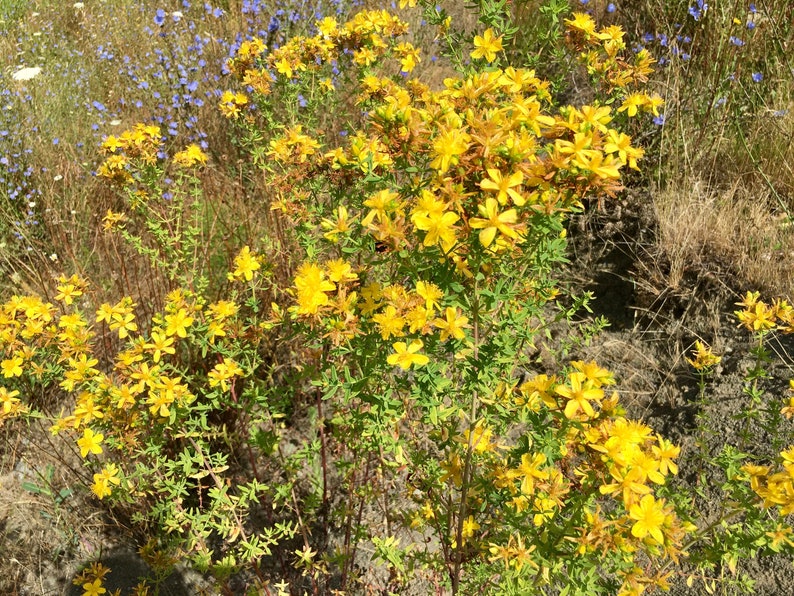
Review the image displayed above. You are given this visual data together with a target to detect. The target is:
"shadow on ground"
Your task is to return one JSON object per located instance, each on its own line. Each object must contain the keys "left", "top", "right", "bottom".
{"left": 64, "top": 549, "right": 191, "bottom": 596}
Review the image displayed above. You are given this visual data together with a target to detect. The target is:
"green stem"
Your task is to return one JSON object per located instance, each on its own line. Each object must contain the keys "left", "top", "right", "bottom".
{"left": 451, "top": 273, "right": 481, "bottom": 595}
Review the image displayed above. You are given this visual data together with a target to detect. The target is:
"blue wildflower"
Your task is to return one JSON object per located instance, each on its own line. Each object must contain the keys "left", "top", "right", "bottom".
{"left": 688, "top": 0, "right": 708, "bottom": 20}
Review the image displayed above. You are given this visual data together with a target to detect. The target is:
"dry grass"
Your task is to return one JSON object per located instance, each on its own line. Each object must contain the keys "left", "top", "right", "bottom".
{"left": 654, "top": 177, "right": 794, "bottom": 296}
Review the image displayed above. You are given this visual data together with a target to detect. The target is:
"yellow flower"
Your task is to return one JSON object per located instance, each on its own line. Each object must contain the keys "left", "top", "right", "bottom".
{"left": 618, "top": 93, "right": 664, "bottom": 118}
{"left": 101, "top": 135, "right": 125, "bottom": 154}
{"left": 172, "top": 144, "right": 208, "bottom": 168}
{"left": 208, "top": 358, "right": 244, "bottom": 393}
{"left": 317, "top": 16, "right": 338, "bottom": 36}
{"left": 274, "top": 56, "right": 295, "bottom": 78}
{"left": 515, "top": 452, "right": 550, "bottom": 496}
{"left": 458, "top": 423, "right": 496, "bottom": 454}
{"left": 164, "top": 308, "right": 194, "bottom": 338}
{"left": 144, "top": 329, "right": 176, "bottom": 363}
{"left": 325, "top": 259, "right": 358, "bottom": 283}
{"left": 320, "top": 205, "right": 353, "bottom": 242}
{"left": 652, "top": 437, "right": 681, "bottom": 476}
{"left": 604, "top": 130, "right": 644, "bottom": 170}
{"left": 77, "top": 428, "right": 104, "bottom": 458}
{"left": 74, "top": 392, "right": 105, "bottom": 425}
{"left": 440, "top": 452, "right": 463, "bottom": 486}
{"left": 433, "top": 307, "right": 469, "bottom": 341}
{"left": 0, "top": 387, "right": 22, "bottom": 415}
{"left": 362, "top": 189, "right": 400, "bottom": 227}
{"left": 600, "top": 466, "right": 651, "bottom": 507}
{"left": 736, "top": 299, "right": 777, "bottom": 332}
{"left": 577, "top": 151, "right": 622, "bottom": 180}
{"left": 147, "top": 385, "right": 176, "bottom": 418}
{"left": 55, "top": 279, "right": 83, "bottom": 305}
{"left": 219, "top": 90, "right": 249, "bottom": 118}
{"left": 359, "top": 283, "right": 383, "bottom": 315}
{"left": 372, "top": 305, "right": 406, "bottom": 340}
{"left": 430, "top": 127, "right": 470, "bottom": 174}
{"left": 565, "top": 12, "right": 597, "bottom": 38}
{"left": 461, "top": 515, "right": 480, "bottom": 540}
{"left": 293, "top": 262, "right": 336, "bottom": 315}
{"left": 413, "top": 209, "right": 459, "bottom": 252}
{"left": 469, "top": 198, "right": 521, "bottom": 249}
{"left": 387, "top": 339, "right": 429, "bottom": 370}
{"left": 414, "top": 281, "right": 443, "bottom": 313}
{"left": 1, "top": 355, "right": 23, "bottom": 378}
{"left": 396, "top": 42, "right": 420, "bottom": 73}
{"left": 82, "top": 578, "right": 106, "bottom": 596}
{"left": 618, "top": 93, "right": 645, "bottom": 117}
{"left": 687, "top": 340, "right": 721, "bottom": 371}
{"left": 571, "top": 360, "right": 615, "bottom": 386}
{"left": 629, "top": 494, "right": 667, "bottom": 544}
{"left": 207, "top": 300, "right": 238, "bottom": 319}
{"left": 479, "top": 168, "right": 524, "bottom": 206}
{"left": 109, "top": 308, "right": 137, "bottom": 340}
{"left": 91, "top": 463, "right": 121, "bottom": 499}
{"left": 230, "top": 245, "right": 261, "bottom": 281}
{"left": 471, "top": 28, "right": 503, "bottom": 63}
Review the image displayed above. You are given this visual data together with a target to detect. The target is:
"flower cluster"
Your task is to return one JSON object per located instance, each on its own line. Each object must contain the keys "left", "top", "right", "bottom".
{"left": 566, "top": 12, "right": 659, "bottom": 98}
{"left": 734, "top": 291, "right": 794, "bottom": 333}
{"left": 407, "top": 363, "right": 688, "bottom": 594}
{"left": 0, "top": 261, "right": 266, "bottom": 494}
{"left": 98, "top": 122, "right": 211, "bottom": 187}
{"left": 742, "top": 447, "right": 794, "bottom": 515}
{"left": 687, "top": 340, "right": 721, "bottom": 371}
{"left": 259, "top": 65, "right": 646, "bottom": 270}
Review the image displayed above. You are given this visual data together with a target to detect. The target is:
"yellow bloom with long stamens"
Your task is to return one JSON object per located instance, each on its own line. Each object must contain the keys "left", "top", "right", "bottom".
{"left": 387, "top": 339, "right": 429, "bottom": 369}
{"left": 469, "top": 198, "right": 521, "bottom": 249}
{"left": 433, "top": 307, "right": 469, "bottom": 341}
{"left": 230, "top": 246, "right": 261, "bottom": 281}
{"left": 471, "top": 28, "right": 503, "bottom": 63}
{"left": 77, "top": 428, "right": 104, "bottom": 458}
{"left": 293, "top": 262, "right": 336, "bottom": 316}
{"left": 555, "top": 372, "right": 604, "bottom": 419}
{"left": 479, "top": 168, "right": 524, "bottom": 206}
{"left": 629, "top": 494, "right": 667, "bottom": 544}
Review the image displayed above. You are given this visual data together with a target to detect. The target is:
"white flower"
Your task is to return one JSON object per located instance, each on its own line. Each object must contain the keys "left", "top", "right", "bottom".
{"left": 49, "top": 253, "right": 58, "bottom": 262}
{"left": 172, "top": 11, "right": 183, "bottom": 21}
{"left": 110, "top": 119, "right": 122, "bottom": 126}
{"left": 53, "top": 174, "right": 63, "bottom": 181}
{"left": 12, "top": 67, "right": 42, "bottom": 81}
{"left": 73, "top": 2, "right": 85, "bottom": 8}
